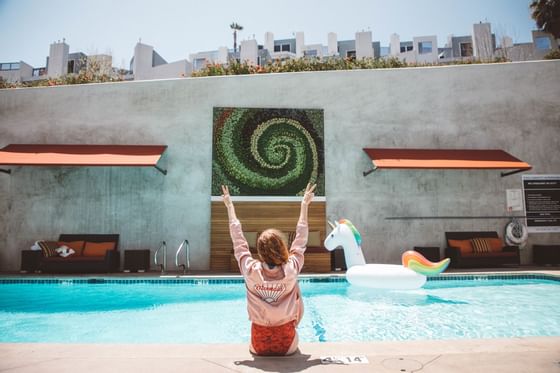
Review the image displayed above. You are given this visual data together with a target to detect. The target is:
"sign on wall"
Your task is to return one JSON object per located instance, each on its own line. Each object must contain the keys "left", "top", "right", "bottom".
{"left": 212, "top": 107, "right": 325, "bottom": 196}
{"left": 522, "top": 175, "right": 560, "bottom": 233}
{"left": 506, "top": 189, "right": 523, "bottom": 212}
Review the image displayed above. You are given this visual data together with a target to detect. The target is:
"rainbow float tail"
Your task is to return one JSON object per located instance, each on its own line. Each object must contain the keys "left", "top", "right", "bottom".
{"left": 401, "top": 250, "right": 450, "bottom": 276}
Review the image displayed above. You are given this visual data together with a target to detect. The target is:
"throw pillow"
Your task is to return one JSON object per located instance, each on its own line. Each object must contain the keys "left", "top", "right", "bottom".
{"left": 83, "top": 241, "right": 116, "bottom": 257}
{"left": 471, "top": 238, "right": 491, "bottom": 253}
{"left": 38, "top": 241, "right": 58, "bottom": 257}
{"left": 56, "top": 246, "right": 76, "bottom": 258}
{"left": 448, "top": 239, "right": 473, "bottom": 255}
{"left": 57, "top": 241, "right": 85, "bottom": 256}
{"left": 485, "top": 237, "right": 504, "bottom": 252}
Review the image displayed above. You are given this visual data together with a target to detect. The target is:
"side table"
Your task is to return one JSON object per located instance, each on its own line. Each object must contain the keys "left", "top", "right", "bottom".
{"left": 533, "top": 244, "right": 560, "bottom": 265}
{"left": 413, "top": 246, "right": 440, "bottom": 262}
{"left": 123, "top": 250, "right": 150, "bottom": 272}
{"left": 20, "top": 250, "right": 42, "bottom": 273}
{"left": 331, "top": 249, "right": 347, "bottom": 271}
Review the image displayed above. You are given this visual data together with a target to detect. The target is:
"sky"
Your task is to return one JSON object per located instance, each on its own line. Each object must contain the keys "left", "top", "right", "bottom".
{"left": 0, "top": 0, "right": 538, "bottom": 69}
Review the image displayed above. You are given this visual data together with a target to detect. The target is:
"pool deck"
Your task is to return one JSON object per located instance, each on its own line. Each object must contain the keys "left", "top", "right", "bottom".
{"left": 1, "top": 337, "right": 559, "bottom": 372}
{"left": 1, "top": 268, "right": 559, "bottom": 372}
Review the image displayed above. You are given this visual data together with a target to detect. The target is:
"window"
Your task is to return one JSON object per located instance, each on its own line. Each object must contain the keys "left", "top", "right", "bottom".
{"left": 535, "top": 36, "right": 552, "bottom": 50}
{"left": 281, "top": 44, "right": 290, "bottom": 52}
{"left": 193, "top": 58, "right": 207, "bottom": 70}
{"left": 304, "top": 50, "right": 318, "bottom": 57}
{"left": 418, "top": 41, "right": 432, "bottom": 54}
{"left": 274, "top": 45, "right": 281, "bottom": 52}
{"left": 460, "top": 42, "right": 473, "bottom": 57}
{"left": 346, "top": 50, "right": 356, "bottom": 59}
{"left": 32, "top": 68, "right": 46, "bottom": 77}
{"left": 400, "top": 45, "right": 413, "bottom": 53}
{"left": 67, "top": 60, "right": 75, "bottom": 73}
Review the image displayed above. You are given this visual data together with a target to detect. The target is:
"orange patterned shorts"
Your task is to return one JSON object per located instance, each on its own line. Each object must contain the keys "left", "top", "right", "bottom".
{"left": 251, "top": 320, "right": 296, "bottom": 356}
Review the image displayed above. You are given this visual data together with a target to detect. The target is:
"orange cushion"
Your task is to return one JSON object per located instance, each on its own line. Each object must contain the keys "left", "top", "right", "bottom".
{"left": 486, "top": 237, "right": 504, "bottom": 252}
{"left": 448, "top": 239, "right": 473, "bottom": 255}
{"left": 83, "top": 241, "right": 116, "bottom": 257}
{"left": 57, "top": 241, "right": 85, "bottom": 255}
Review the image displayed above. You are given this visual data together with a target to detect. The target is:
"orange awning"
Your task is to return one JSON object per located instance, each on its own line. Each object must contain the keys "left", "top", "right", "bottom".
{"left": 363, "top": 148, "right": 531, "bottom": 177}
{"left": 0, "top": 144, "right": 168, "bottom": 174}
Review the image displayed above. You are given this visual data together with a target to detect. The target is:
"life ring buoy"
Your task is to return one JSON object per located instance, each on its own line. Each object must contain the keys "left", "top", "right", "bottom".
{"left": 505, "top": 219, "right": 528, "bottom": 248}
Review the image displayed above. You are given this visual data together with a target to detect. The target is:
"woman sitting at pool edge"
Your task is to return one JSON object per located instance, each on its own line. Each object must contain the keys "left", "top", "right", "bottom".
{"left": 221, "top": 183, "right": 316, "bottom": 356}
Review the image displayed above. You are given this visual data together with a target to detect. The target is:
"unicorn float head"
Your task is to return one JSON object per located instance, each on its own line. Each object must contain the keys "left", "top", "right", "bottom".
{"left": 324, "top": 219, "right": 450, "bottom": 290}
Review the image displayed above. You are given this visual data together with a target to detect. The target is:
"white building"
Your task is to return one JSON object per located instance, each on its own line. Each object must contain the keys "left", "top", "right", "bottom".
{"left": 356, "top": 31, "right": 374, "bottom": 59}
{"left": 47, "top": 40, "right": 70, "bottom": 77}
{"left": 2, "top": 22, "right": 558, "bottom": 84}
{"left": 389, "top": 34, "right": 439, "bottom": 63}
{"left": 131, "top": 42, "right": 192, "bottom": 81}
{"left": 0, "top": 61, "right": 34, "bottom": 83}
{"left": 239, "top": 39, "right": 258, "bottom": 65}
{"left": 472, "top": 22, "right": 494, "bottom": 60}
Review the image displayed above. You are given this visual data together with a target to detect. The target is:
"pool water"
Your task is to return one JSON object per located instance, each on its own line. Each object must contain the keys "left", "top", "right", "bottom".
{"left": 1, "top": 278, "right": 559, "bottom": 343}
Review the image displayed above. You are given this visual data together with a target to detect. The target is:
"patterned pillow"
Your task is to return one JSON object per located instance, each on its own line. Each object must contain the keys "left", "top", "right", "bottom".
{"left": 471, "top": 238, "right": 491, "bottom": 253}
{"left": 38, "top": 241, "right": 58, "bottom": 257}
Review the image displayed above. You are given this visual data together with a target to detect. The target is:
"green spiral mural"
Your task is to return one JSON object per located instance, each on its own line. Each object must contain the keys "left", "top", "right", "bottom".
{"left": 212, "top": 107, "right": 324, "bottom": 196}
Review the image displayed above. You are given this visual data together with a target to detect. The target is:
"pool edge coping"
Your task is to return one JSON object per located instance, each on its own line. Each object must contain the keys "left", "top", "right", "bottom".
{"left": 0, "top": 270, "right": 559, "bottom": 283}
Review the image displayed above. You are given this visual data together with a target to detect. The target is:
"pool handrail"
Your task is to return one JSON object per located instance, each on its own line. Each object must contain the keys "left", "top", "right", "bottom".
{"left": 154, "top": 241, "right": 167, "bottom": 274}
{"left": 175, "top": 239, "right": 190, "bottom": 274}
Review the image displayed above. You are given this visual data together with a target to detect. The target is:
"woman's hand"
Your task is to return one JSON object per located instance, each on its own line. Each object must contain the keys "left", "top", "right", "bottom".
{"left": 302, "top": 183, "right": 316, "bottom": 205}
{"left": 221, "top": 185, "right": 233, "bottom": 209}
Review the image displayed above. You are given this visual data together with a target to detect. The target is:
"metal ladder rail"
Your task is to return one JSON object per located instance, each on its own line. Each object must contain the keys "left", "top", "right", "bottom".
{"left": 154, "top": 241, "right": 167, "bottom": 274}
{"left": 175, "top": 239, "right": 190, "bottom": 274}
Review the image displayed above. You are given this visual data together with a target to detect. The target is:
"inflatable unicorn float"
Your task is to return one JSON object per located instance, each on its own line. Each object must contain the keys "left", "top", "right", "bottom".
{"left": 324, "top": 219, "right": 450, "bottom": 290}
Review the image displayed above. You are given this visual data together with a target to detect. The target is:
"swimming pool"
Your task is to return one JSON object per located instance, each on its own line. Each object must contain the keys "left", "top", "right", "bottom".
{"left": 1, "top": 275, "right": 559, "bottom": 343}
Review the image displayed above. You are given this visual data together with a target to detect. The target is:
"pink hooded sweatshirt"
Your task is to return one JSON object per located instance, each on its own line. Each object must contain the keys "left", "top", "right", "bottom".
{"left": 229, "top": 218, "right": 308, "bottom": 327}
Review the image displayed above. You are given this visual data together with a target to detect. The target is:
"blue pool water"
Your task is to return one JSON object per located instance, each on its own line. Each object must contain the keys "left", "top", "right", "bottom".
{"left": 1, "top": 277, "right": 559, "bottom": 343}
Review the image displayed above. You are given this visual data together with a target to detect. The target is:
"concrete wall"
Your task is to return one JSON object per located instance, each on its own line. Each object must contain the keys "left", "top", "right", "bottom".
{"left": 1, "top": 60, "right": 559, "bottom": 271}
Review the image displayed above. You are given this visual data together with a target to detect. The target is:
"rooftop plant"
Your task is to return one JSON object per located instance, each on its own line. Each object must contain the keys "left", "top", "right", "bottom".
{"left": 191, "top": 56, "right": 510, "bottom": 77}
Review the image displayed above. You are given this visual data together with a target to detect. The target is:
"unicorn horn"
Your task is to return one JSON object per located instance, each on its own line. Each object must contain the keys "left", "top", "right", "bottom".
{"left": 328, "top": 220, "right": 336, "bottom": 229}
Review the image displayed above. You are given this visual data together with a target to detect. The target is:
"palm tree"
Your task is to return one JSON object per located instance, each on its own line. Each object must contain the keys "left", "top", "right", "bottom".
{"left": 530, "top": 0, "right": 560, "bottom": 39}
{"left": 230, "top": 22, "right": 244, "bottom": 53}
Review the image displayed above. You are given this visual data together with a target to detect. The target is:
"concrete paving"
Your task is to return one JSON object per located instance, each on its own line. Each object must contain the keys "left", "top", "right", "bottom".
{"left": 1, "top": 337, "right": 559, "bottom": 372}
